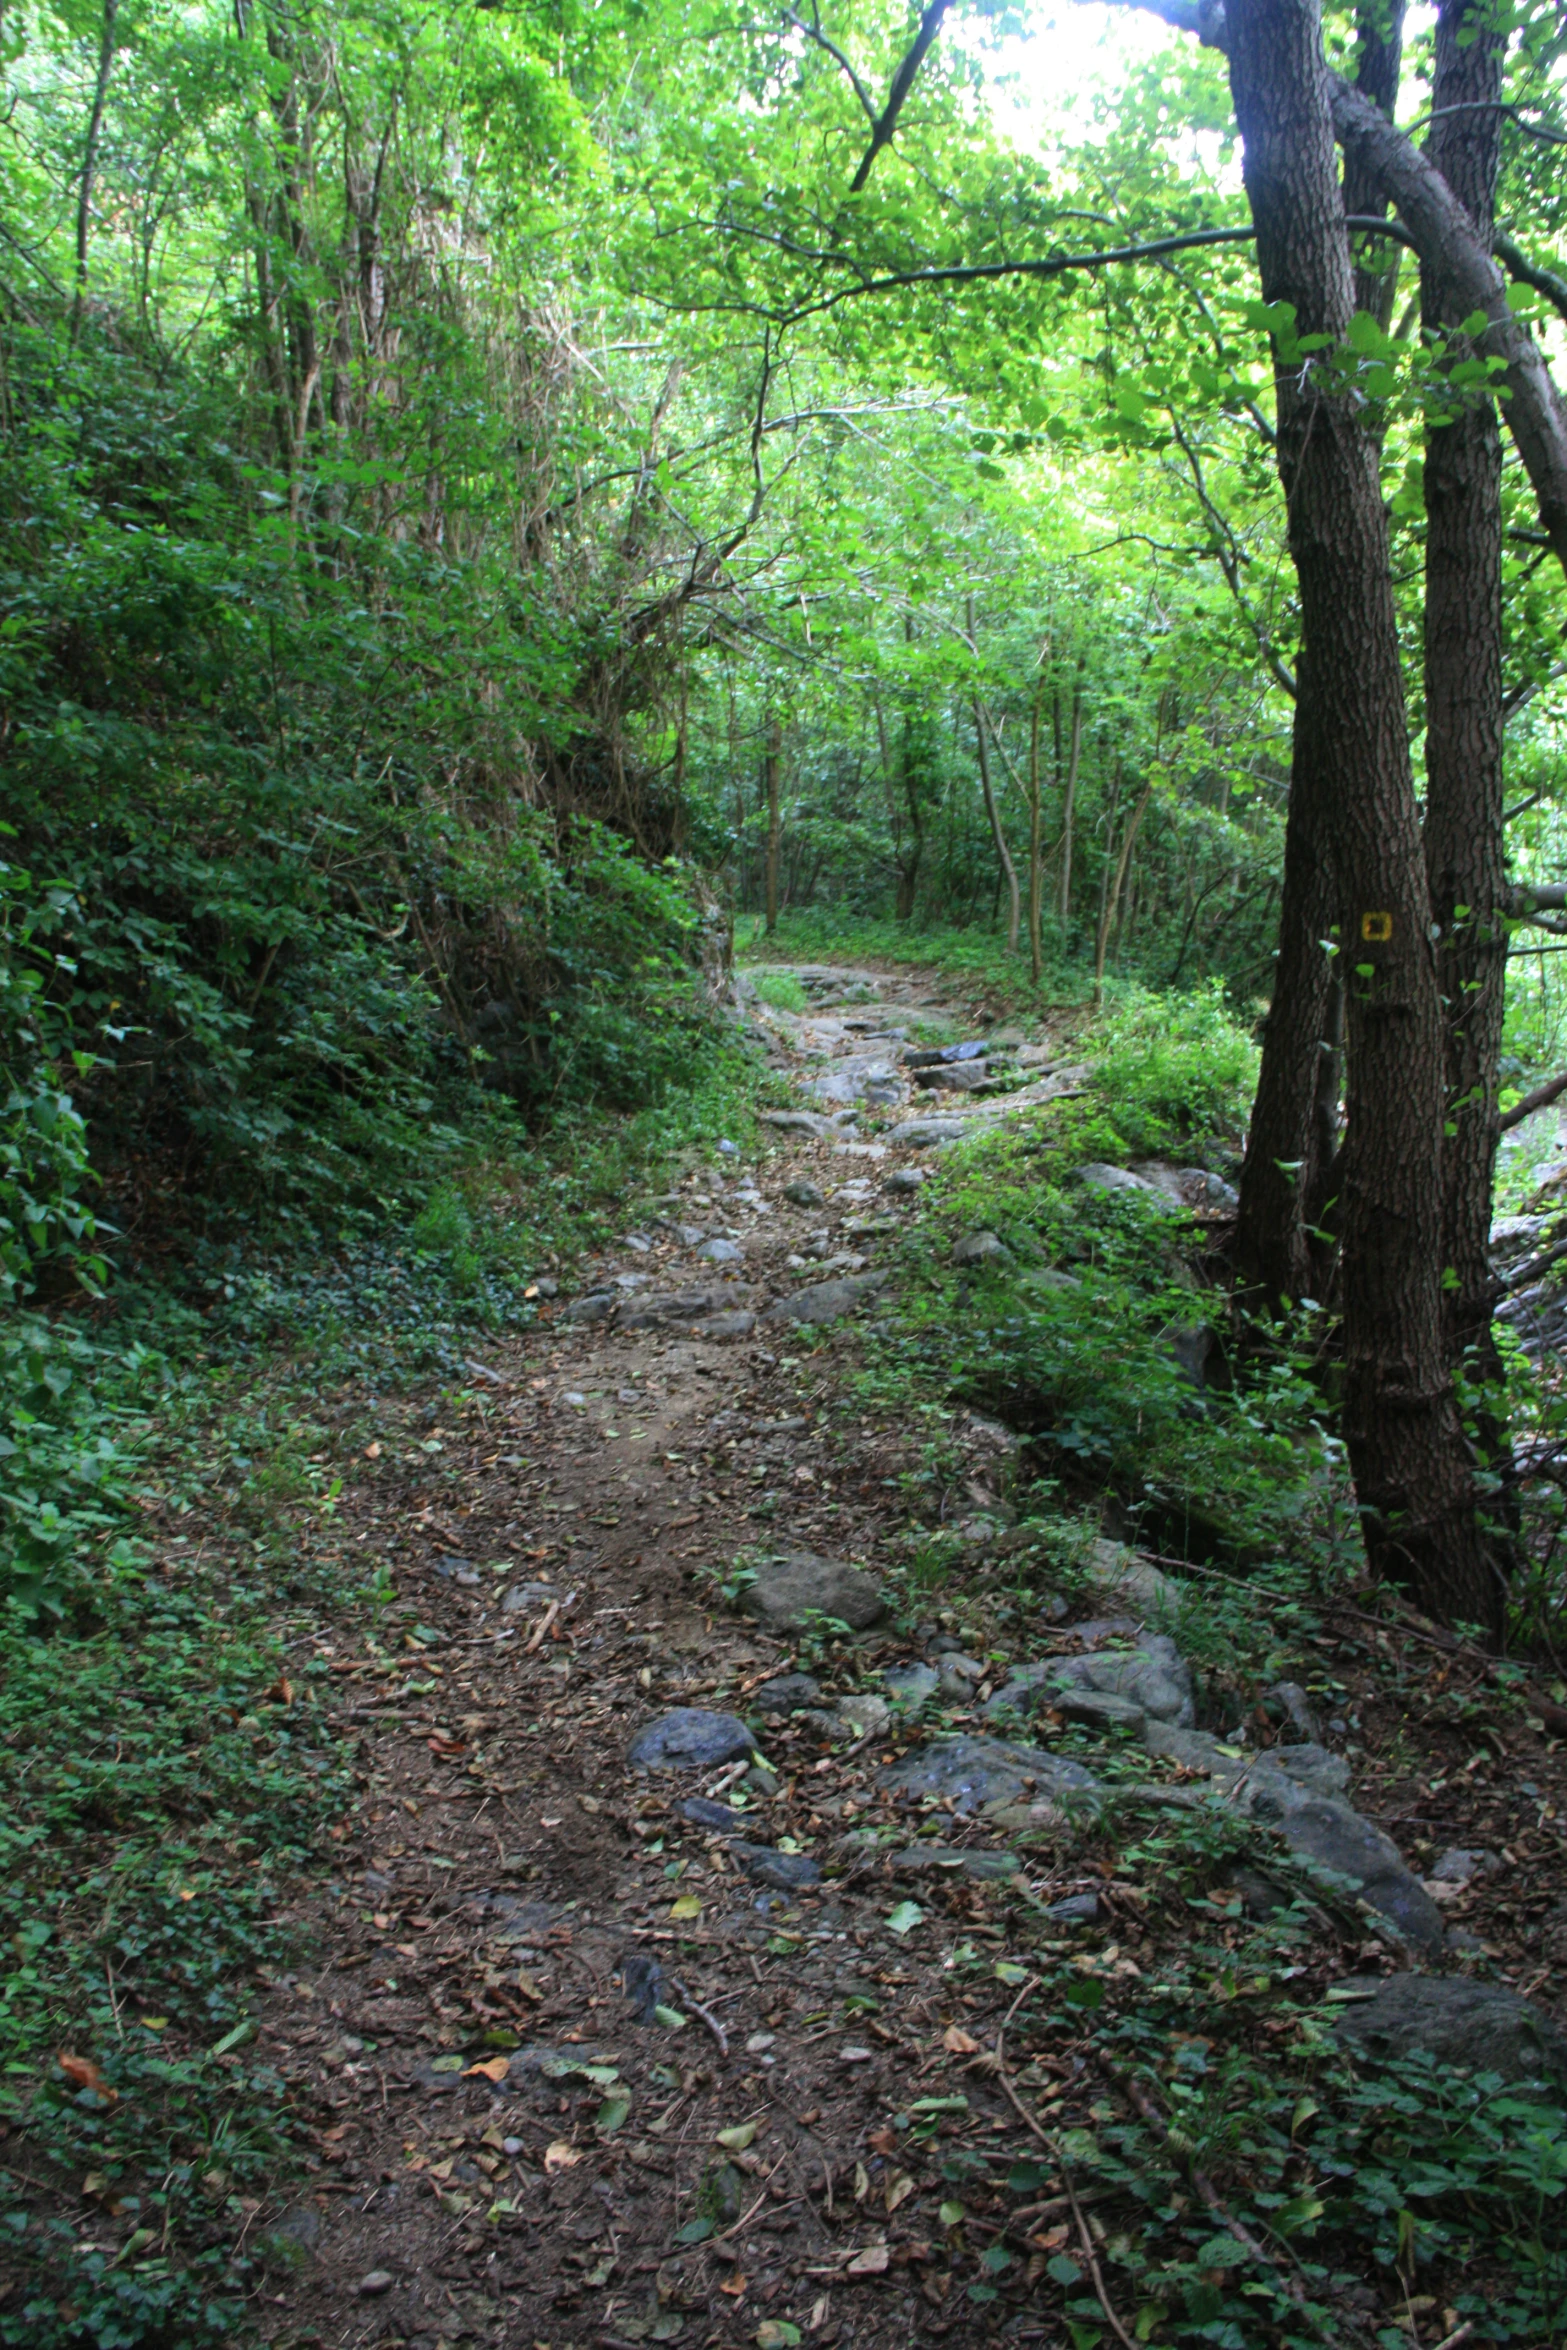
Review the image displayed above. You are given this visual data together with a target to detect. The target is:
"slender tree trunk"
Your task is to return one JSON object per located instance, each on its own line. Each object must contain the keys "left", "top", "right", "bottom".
{"left": 763, "top": 718, "right": 781, "bottom": 937}
{"left": 1058, "top": 687, "right": 1082, "bottom": 925}
{"left": 974, "top": 702, "right": 1020, "bottom": 952}
{"left": 1028, "top": 687, "right": 1044, "bottom": 985}
{"left": 1227, "top": 0, "right": 1501, "bottom": 1634}
{"left": 1421, "top": 0, "right": 1511, "bottom": 1446}
{"left": 71, "top": 0, "right": 120, "bottom": 345}
{"left": 1094, "top": 776, "right": 1151, "bottom": 1007}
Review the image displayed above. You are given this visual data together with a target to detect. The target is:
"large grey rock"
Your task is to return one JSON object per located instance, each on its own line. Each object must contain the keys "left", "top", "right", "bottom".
{"left": 562, "top": 1290, "right": 617, "bottom": 1324}
{"left": 1047, "top": 1633, "right": 1195, "bottom": 1727}
{"left": 917, "top": 1062, "right": 993, "bottom": 1093}
{"left": 808, "top": 1056, "right": 903, "bottom": 1108}
{"left": 741, "top": 1550, "right": 886, "bottom": 1631}
{"left": 763, "top": 1271, "right": 888, "bottom": 1325}
{"left": 1333, "top": 1975, "right": 1567, "bottom": 2087}
{"left": 883, "top": 1169, "right": 927, "bottom": 1195}
{"left": 1143, "top": 1723, "right": 1350, "bottom": 1799}
{"left": 761, "top": 1110, "right": 831, "bottom": 1137}
{"left": 618, "top": 1284, "right": 744, "bottom": 1331}
{"left": 880, "top": 1733, "right": 1099, "bottom": 1816}
{"left": 783, "top": 1181, "right": 825, "bottom": 1207}
{"left": 692, "top": 1309, "right": 755, "bottom": 1340}
{"left": 1018, "top": 1268, "right": 1082, "bottom": 1298}
{"left": 884, "top": 1661, "right": 939, "bottom": 1712}
{"left": 1080, "top": 1539, "right": 1181, "bottom": 1617}
{"left": 1254, "top": 1789, "right": 1445, "bottom": 1951}
{"left": 891, "top": 1117, "right": 973, "bottom": 1147}
{"left": 1077, "top": 1163, "right": 1181, "bottom": 1209}
{"left": 627, "top": 1710, "right": 755, "bottom": 1769}
{"left": 1049, "top": 1687, "right": 1148, "bottom": 1735}
{"left": 680, "top": 1796, "right": 755, "bottom": 1833}
{"left": 952, "top": 1231, "right": 1011, "bottom": 1267}
{"left": 697, "top": 1236, "right": 744, "bottom": 1265}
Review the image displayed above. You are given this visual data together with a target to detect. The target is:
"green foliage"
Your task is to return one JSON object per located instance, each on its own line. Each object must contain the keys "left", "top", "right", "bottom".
{"left": 747, "top": 968, "right": 811, "bottom": 1013}
{"left": 1011, "top": 1950, "right": 1567, "bottom": 2347}
{"left": 1089, "top": 979, "right": 1259, "bottom": 1152}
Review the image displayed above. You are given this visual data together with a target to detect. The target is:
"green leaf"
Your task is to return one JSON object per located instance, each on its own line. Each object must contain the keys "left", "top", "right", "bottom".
{"left": 1048, "top": 2254, "right": 1083, "bottom": 2286}
{"left": 885, "top": 1900, "right": 923, "bottom": 1937}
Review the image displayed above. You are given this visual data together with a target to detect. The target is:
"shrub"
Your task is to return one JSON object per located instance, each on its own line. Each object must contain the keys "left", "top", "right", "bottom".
{"left": 1090, "top": 978, "right": 1258, "bottom": 1153}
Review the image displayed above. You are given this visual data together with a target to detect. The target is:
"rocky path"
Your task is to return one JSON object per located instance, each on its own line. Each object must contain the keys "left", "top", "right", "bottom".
{"left": 259, "top": 963, "right": 1567, "bottom": 2350}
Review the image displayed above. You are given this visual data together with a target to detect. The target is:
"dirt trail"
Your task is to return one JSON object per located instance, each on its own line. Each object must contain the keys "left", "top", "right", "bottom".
{"left": 255, "top": 964, "right": 1567, "bottom": 2350}
{"left": 261, "top": 962, "right": 1094, "bottom": 2350}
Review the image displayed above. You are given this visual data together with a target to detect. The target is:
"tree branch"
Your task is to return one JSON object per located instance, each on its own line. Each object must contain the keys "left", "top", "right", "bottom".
{"left": 1499, "top": 1069, "right": 1567, "bottom": 1134}
{"left": 782, "top": 7, "right": 878, "bottom": 126}
{"left": 1493, "top": 231, "right": 1567, "bottom": 328}
{"left": 850, "top": 0, "right": 951, "bottom": 191}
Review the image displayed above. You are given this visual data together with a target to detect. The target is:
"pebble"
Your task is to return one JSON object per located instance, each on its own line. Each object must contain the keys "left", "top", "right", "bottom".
{"left": 697, "top": 1236, "right": 744, "bottom": 1264}
{"left": 783, "top": 1180, "right": 826, "bottom": 1207}
{"left": 358, "top": 2271, "right": 395, "bottom": 2297}
{"left": 746, "top": 2032, "right": 776, "bottom": 2055}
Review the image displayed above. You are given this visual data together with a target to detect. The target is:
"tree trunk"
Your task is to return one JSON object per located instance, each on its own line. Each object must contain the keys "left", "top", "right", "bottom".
{"left": 1058, "top": 687, "right": 1082, "bottom": 925}
{"left": 1227, "top": 0, "right": 1502, "bottom": 1634}
{"left": 1094, "top": 777, "right": 1152, "bottom": 1006}
{"left": 1028, "top": 687, "right": 1044, "bottom": 985}
{"left": 1234, "top": 659, "right": 1339, "bottom": 1305}
{"left": 1421, "top": 0, "right": 1511, "bottom": 1435}
{"left": 1234, "top": 2, "right": 1402, "bottom": 1309}
{"left": 974, "top": 701, "right": 1020, "bottom": 951}
{"left": 71, "top": 0, "right": 120, "bottom": 345}
{"left": 763, "top": 719, "right": 782, "bottom": 937}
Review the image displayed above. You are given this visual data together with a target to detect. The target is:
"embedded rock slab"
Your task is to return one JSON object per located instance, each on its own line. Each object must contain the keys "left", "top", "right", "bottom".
{"left": 880, "top": 1733, "right": 1100, "bottom": 1816}
{"left": 763, "top": 1271, "right": 888, "bottom": 1326}
{"left": 627, "top": 1710, "right": 755, "bottom": 1769}
{"left": 1332, "top": 1974, "right": 1567, "bottom": 2086}
{"left": 740, "top": 1550, "right": 887, "bottom": 1632}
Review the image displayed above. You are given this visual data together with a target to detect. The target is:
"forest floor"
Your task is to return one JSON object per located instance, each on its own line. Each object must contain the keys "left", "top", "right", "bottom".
{"left": 242, "top": 963, "right": 1567, "bottom": 2350}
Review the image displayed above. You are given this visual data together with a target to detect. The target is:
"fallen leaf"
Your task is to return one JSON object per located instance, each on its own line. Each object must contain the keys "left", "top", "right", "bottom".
{"left": 719, "top": 2274, "right": 749, "bottom": 2298}
{"left": 544, "top": 2140, "right": 582, "bottom": 2171}
{"left": 755, "top": 2325, "right": 801, "bottom": 2349}
{"left": 716, "top": 2123, "right": 758, "bottom": 2150}
{"left": 56, "top": 2052, "right": 117, "bottom": 2105}
{"left": 852, "top": 2161, "right": 870, "bottom": 2204}
{"left": 463, "top": 2056, "right": 511, "bottom": 2083}
{"left": 846, "top": 2243, "right": 890, "bottom": 2276}
{"left": 942, "top": 2025, "right": 981, "bottom": 2055}
{"left": 884, "top": 1901, "right": 922, "bottom": 1938}
{"left": 993, "top": 1960, "right": 1029, "bottom": 1986}
{"left": 265, "top": 1676, "right": 294, "bottom": 1706}
{"left": 653, "top": 2004, "right": 688, "bottom": 2031}
{"left": 515, "top": 1969, "right": 544, "bottom": 2001}
{"left": 669, "top": 1894, "right": 703, "bottom": 1921}
{"left": 867, "top": 2127, "right": 900, "bottom": 2157}
{"left": 365, "top": 1441, "right": 382, "bottom": 1458}
{"left": 885, "top": 2172, "right": 916, "bottom": 2214}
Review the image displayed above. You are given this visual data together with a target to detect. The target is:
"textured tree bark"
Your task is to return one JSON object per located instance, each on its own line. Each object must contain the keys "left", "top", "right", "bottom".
{"left": 1028, "top": 687, "right": 1044, "bottom": 985}
{"left": 1420, "top": 0, "right": 1510, "bottom": 1433}
{"left": 1227, "top": 0, "right": 1502, "bottom": 1633}
{"left": 974, "top": 702, "right": 1021, "bottom": 952}
{"left": 1234, "top": 662, "right": 1336, "bottom": 1304}
{"left": 1234, "top": 1, "right": 1401, "bottom": 1308}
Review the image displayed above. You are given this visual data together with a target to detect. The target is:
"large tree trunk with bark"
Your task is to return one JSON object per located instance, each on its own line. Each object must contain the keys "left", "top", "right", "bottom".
{"left": 1227, "top": 0, "right": 1502, "bottom": 1635}
{"left": 1234, "top": 2, "right": 1402, "bottom": 1309}
{"left": 1421, "top": 0, "right": 1511, "bottom": 1442}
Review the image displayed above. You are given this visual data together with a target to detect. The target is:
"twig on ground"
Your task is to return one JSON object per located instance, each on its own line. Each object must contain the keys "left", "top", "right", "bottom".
{"left": 991, "top": 2041, "right": 1137, "bottom": 2350}
{"left": 673, "top": 1981, "right": 729, "bottom": 2056}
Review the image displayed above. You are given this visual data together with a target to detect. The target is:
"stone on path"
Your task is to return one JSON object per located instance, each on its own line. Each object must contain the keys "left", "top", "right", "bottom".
{"left": 783, "top": 1180, "right": 825, "bottom": 1207}
{"left": 952, "top": 1230, "right": 1010, "bottom": 1266}
{"left": 1332, "top": 1974, "right": 1567, "bottom": 2086}
{"left": 734, "top": 1843, "right": 821, "bottom": 1890}
{"left": 891, "top": 1117, "right": 973, "bottom": 1148}
{"left": 761, "top": 1109, "right": 831, "bottom": 1136}
{"left": 749, "top": 1673, "right": 823, "bottom": 1719}
{"left": 741, "top": 1551, "right": 886, "bottom": 1631}
{"left": 763, "top": 1271, "right": 888, "bottom": 1325}
{"left": 880, "top": 1732, "right": 1099, "bottom": 1816}
{"left": 883, "top": 1661, "right": 939, "bottom": 1712}
{"left": 696, "top": 1236, "right": 744, "bottom": 1264}
{"left": 627, "top": 1710, "right": 755, "bottom": 1769}
{"left": 692, "top": 1309, "right": 755, "bottom": 1339}
{"left": 1077, "top": 1163, "right": 1182, "bottom": 1209}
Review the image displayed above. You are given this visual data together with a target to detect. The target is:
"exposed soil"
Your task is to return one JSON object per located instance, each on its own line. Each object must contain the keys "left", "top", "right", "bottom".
{"left": 250, "top": 964, "right": 1567, "bottom": 2350}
